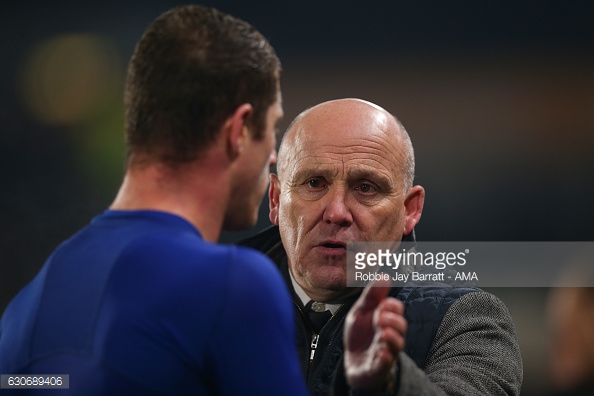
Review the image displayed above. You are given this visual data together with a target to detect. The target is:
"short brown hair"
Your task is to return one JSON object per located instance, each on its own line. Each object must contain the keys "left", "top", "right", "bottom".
{"left": 124, "top": 5, "right": 281, "bottom": 166}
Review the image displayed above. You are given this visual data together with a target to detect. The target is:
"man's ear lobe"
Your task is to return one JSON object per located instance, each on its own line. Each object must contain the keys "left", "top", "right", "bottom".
{"left": 269, "top": 174, "right": 280, "bottom": 225}
{"left": 403, "top": 186, "right": 425, "bottom": 236}
{"left": 227, "top": 103, "right": 253, "bottom": 159}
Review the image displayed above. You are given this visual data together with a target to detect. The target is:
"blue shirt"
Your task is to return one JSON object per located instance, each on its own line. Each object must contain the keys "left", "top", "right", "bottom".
{"left": 0, "top": 210, "right": 307, "bottom": 395}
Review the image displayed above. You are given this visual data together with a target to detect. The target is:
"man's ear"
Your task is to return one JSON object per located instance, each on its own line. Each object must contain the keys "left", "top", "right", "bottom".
{"left": 403, "top": 185, "right": 425, "bottom": 236}
{"left": 226, "top": 103, "right": 253, "bottom": 159}
{"left": 269, "top": 174, "right": 281, "bottom": 225}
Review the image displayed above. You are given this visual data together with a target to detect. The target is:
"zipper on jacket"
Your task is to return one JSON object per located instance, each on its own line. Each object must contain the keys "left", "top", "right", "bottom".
{"left": 307, "top": 303, "right": 348, "bottom": 364}
{"left": 294, "top": 301, "right": 326, "bottom": 365}
{"left": 310, "top": 333, "right": 320, "bottom": 362}
{"left": 294, "top": 300, "right": 350, "bottom": 368}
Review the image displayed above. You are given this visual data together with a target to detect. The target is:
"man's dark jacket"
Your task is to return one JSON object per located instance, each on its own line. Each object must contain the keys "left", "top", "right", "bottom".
{"left": 239, "top": 226, "right": 523, "bottom": 396}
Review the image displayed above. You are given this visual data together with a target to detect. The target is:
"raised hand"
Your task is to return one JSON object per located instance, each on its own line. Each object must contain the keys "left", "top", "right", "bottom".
{"left": 343, "top": 277, "right": 407, "bottom": 392}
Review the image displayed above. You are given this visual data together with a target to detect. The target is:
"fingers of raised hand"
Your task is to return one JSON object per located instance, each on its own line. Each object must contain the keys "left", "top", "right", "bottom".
{"left": 374, "top": 298, "right": 407, "bottom": 355}
{"left": 379, "top": 326, "right": 406, "bottom": 356}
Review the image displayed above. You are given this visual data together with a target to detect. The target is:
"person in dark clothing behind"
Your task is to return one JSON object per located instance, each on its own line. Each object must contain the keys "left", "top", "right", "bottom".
{"left": 548, "top": 286, "right": 594, "bottom": 396}
{"left": 239, "top": 98, "right": 523, "bottom": 395}
{"left": 547, "top": 249, "right": 594, "bottom": 396}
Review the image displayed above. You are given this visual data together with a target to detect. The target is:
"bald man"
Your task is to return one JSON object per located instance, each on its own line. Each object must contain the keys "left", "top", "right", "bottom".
{"left": 240, "top": 99, "right": 523, "bottom": 395}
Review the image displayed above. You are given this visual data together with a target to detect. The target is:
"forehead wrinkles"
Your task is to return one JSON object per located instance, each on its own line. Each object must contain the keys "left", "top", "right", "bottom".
{"left": 287, "top": 136, "right": 402, "bottom": 182}
{"left": 278, "top": 106, "right": 404, "bottom": 177}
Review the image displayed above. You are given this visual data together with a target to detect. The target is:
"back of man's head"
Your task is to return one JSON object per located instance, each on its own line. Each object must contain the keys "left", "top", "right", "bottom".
{"left": 124, "top": 5, "right": 281, "bottom": 167}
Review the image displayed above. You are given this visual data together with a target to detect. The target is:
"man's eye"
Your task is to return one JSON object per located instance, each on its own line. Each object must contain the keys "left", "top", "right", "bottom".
{"left": 307, "top": 179, "right": 321, "bottom": 188}
{"left": 356, "top": 183, "right": 376, "bottom": 194}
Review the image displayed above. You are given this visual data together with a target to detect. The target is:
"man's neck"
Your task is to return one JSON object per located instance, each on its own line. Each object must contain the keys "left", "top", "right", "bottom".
{"left": 289, "top": 270, "right": 344, "bottom": 314}
{"left": 287, "top": 266, "right": 361, "bottom": 304}
{"left": 110, "top": 159, "right": 230, "bottom": 242}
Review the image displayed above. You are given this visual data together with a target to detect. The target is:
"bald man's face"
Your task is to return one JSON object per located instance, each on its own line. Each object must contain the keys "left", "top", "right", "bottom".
{"left": 269, "top": 100, "right": 424, "bottom": 301}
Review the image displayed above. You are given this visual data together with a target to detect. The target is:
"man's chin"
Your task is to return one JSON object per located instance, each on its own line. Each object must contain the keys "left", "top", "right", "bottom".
{"left": 310, "top": 269, "right": 348, "bottom": 292}
{"left": 222, "top": 210, "right": 258, "bottom": 231}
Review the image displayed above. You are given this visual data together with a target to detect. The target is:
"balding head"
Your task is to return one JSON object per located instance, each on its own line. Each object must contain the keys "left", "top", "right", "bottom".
{"left": 277, "top": 98, "right": 415, "bottom": 192}
{"left": 268, "top": 98, "right": 425, "bottom": 302}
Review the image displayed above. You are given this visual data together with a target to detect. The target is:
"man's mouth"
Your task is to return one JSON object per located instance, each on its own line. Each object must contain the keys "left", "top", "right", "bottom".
{"left": 322, "top": 242, "right": 346, "bottom": 249}
{"left": 315, "top": 241, "right": 349, "bottom": 257}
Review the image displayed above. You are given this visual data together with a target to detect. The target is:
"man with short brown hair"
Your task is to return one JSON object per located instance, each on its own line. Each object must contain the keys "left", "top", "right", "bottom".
{"left": 0, "top": 6, "right": 303, "bottom": 395}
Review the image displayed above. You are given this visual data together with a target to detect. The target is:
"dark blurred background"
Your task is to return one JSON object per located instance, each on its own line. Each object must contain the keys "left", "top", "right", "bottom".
{"left": 1, "top": 1, "right": 593, "bottom": 394}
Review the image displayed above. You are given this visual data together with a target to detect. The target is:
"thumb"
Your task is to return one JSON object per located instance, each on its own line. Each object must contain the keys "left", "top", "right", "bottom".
{"left": 344, "top": 275, "right": 394, "bottom": 357}
{"left": 356, "top": 275, "right": 393, "bottom": 312}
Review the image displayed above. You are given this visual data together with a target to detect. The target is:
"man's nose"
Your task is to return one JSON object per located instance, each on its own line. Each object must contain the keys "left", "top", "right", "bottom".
{"left": 269, "top": 149, "right": 277, "bottom": 168}
{"left": 322, "top": 186, "right": 353, "bottom": 226}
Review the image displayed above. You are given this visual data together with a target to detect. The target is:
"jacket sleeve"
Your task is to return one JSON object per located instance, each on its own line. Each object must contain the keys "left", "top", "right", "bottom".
{"left": 396, "top": 291, "right": 523, "bottom": 395}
